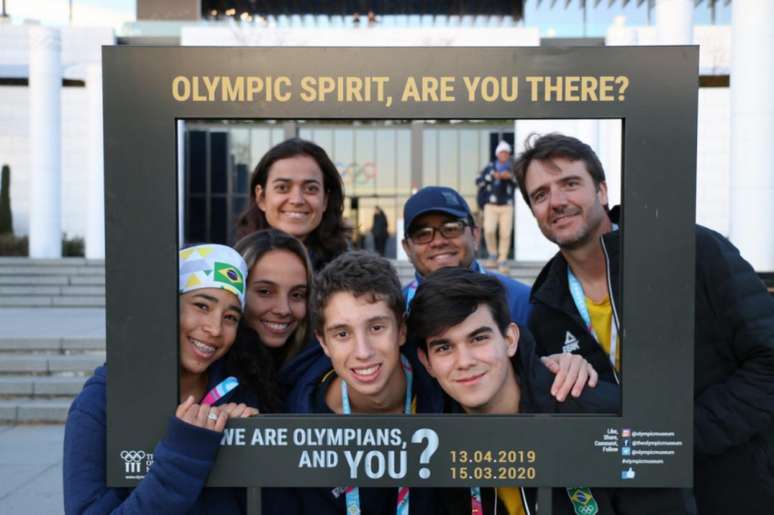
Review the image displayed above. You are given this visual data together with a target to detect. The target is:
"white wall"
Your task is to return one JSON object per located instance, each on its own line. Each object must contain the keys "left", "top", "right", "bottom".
{"left": 696, "top": 87, "right": 730, "bottom": 235}
{"left": 0, "top": 24, "right": 114, "bottom": 239}
{"left": 0, "top": 86, "right": 30, "bottom": 235}
{"left": 0, "top": 85, "right": 91, "bottom": 238}
{"left": 181, "top": 25, "right": 541, "bottom": 47}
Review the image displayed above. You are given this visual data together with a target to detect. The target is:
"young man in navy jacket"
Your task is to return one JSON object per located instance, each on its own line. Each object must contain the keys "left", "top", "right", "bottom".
{"left": 408, "top": 267, "right": 623, "bottom": 515}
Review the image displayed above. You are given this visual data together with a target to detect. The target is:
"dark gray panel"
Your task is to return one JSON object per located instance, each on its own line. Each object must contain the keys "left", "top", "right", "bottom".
{"left": 104, "top": 46, "right": 697, "bottom": 488}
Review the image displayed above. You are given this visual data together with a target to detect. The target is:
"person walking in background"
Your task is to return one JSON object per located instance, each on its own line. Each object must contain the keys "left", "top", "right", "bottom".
{"left": 476, "top": 140, "right": 517, "bottom": 274}
{"left": 371, "top": 205, "right": 388, "bottom": 256}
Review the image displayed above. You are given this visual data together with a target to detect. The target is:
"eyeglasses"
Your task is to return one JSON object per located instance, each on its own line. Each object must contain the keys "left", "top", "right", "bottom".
{"left": 409, "top": 219, "right": 468, "bottom": 244}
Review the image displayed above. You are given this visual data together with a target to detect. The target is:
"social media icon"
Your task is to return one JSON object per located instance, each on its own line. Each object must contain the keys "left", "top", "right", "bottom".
{"left": 622, "top": 447, "right": 631, "bottom": 456}
{"left": 621, "top": 467, "right": 636, "bottom": 480}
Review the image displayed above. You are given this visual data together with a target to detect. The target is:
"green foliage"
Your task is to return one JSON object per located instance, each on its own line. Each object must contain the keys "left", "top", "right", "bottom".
{"left": 0, "top": 164, "right": 12, "bottom": 235}
{"left": 0, "top": 234, "right": 86, "bottom": 257}
{"left": 62, "top": 234, "right": 85, "bottom": 257}
{"left": 0, "top": 234, "right": 27, "bottom": 256}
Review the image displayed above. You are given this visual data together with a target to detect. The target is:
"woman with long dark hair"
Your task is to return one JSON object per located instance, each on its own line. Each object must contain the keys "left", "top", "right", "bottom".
{"left": 236, "top": 138, "right": 349, "bottom": 271}
{"left": 227, "top": 229, "right": 315, "bottom": 410}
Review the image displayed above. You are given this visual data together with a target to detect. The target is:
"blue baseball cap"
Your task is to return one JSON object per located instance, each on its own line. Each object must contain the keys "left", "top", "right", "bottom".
{"left": 403, "top": 186, "right": 473, "bottom": 234}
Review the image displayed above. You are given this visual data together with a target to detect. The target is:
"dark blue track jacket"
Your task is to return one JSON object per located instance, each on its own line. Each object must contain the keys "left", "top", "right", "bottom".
{"left": 63, "top": 362, "right": 256, "bottom": 515}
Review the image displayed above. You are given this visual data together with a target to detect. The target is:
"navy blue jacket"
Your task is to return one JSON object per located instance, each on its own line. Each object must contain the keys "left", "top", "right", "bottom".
{"left": 63, "top": 363, "right": 253, "bottom": 515}
{"left": 282, "top": 340, "right": 444, "bottom": 515}
{"left": 528, "top": 207, "right": 774, "bottom": 514}
{"left": 403, "top": 259, "right": 532, "bottom": 328}
{"left": 476, "top": 160, "right": 516, "bottom": 208}
{"left": 438, "top": 328, "right": 623, "bottom": 515}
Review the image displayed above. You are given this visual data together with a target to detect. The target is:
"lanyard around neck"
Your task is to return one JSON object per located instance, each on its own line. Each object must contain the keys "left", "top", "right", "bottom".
{"left": 340, "top": 354, "right": 414, "bottom": 515}
{"left": 567, "top": 267, "right": 618, "bottom": 370}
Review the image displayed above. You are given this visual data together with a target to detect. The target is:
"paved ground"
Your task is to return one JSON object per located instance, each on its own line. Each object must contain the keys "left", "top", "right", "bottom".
{"left": 0, "top": 307, "right": 104, "bottom": 514}
{"left": 0, "top": 308, "right": 105, "bottom": 340}
{"left": 0, "top": 424, "right": 65, "bottom": 514}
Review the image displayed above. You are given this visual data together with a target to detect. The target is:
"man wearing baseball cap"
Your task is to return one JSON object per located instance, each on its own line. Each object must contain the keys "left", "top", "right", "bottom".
{"left": 401, "top": 185, "right": 531, "bottom": 328}
{"left": 476, "top": 140, "right": 517, "bottom": 273}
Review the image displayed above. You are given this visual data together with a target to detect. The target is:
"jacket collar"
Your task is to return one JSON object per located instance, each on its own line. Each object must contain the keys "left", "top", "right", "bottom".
{"left": 530, "top": 207, "right": 622, "bottom": 322}
{"left": 531, "top": 251, "right": 586, "bottom": 326}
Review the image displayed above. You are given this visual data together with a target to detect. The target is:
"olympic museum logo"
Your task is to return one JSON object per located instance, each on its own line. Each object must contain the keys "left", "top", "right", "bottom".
{"left": 119, "top": 450, "right": 153, "bottom": 479}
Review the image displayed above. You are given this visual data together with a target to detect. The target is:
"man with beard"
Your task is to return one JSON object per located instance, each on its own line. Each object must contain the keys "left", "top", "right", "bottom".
{"left": 514, "top": 132, "right": 774, "bottom": 515}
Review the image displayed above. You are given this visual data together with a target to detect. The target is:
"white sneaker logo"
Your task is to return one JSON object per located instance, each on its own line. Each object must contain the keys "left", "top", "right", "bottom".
{"left": 562, "top": 331, "right": 580, "bottom": 353}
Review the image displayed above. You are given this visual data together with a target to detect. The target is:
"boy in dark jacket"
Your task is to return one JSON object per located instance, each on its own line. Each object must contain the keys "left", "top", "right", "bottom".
{"left": 283, "top": 252, "right": 599, "bottom": 514}
{"left": 282, "top": 251, "right": 442, "bottom": 515}
{"left": 407, "top": 267, "right": 623, "bottom": 515}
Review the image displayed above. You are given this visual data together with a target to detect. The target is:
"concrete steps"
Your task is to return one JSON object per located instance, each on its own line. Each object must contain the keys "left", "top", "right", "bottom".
{"left": 0, "top": 258, "right": 105, "bottom": 308}
{"left": 0, "top": 400, "right": 74, "bottom": 424}
{"left": 0, "top": 336, "right": 104, "bottom": 424}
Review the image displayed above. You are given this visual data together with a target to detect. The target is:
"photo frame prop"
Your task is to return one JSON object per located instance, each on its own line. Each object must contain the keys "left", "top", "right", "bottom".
{"left": 104, "top": 46, "right": 697, "bottom": 492}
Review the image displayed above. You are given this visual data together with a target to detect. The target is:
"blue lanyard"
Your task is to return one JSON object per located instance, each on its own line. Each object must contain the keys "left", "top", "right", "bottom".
{"left": 341, "top": 354, "right": 414, "bottom": 515}
{"left": 567, "top": 267, "right": 618, "bottom": 370}
{"left": 566, "top": 223, "right": 619, "bottom": 364}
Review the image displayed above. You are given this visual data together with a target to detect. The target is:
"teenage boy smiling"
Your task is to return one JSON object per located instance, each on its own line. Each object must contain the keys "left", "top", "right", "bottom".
{"left": 407, "top": 267, "right": 686, "bottom": 515}
{"left": 283, "top": 251, "right": 442, "bottom": 515}
{"left": 283, "top": 252, "right": 601, "bottom": 514}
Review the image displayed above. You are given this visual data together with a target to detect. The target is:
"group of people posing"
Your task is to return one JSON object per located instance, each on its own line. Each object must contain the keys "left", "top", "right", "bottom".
{"left": 63, "top": 134, "right": 774, "bottom": 515}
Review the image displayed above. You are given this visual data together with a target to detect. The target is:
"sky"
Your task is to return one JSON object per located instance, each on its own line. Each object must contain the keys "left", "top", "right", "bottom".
{"left": 524, "top": 1, "right": 732, "bottom": 38}
{"left": 1, "top": 0, "right": 732, "bottom": 35}
{"left": 3, "top": 0, "right": 136, "bottom": 29}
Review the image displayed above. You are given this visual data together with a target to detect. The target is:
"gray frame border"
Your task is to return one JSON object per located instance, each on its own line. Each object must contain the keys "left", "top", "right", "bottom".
{"left": 104, "top": 46, "right": 697, "bottom": 488}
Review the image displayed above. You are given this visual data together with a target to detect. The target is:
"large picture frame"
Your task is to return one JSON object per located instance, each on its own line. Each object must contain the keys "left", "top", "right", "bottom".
{"left": 103, "top": 46, "right": 697, "bottom": 493}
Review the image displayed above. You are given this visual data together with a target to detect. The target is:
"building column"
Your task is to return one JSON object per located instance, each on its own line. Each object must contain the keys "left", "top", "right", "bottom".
{"left": 28, "top": 26, "right": 62, "bottom": 258}
{"left": 605, "top": 16, "right": 637, "bottom": 46}
{"left": 730, "top": 0, "right": 774, "bottom": 270}
{"left": 655, "top": 0, "right": 693, "bottom": 45}
{"left": 85, "top": 64, "right": 105, "bottom": 259}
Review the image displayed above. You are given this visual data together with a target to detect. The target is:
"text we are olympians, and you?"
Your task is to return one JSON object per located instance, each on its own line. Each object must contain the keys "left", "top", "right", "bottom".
{"left": 220, "top": 426, "right": 440, "bottom": 480}
{"left": 220, "top": 426, "right": 405, "bottom": 447}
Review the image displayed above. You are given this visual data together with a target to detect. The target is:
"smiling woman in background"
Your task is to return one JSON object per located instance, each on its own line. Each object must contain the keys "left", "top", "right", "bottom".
{"left": 236, "top": 138, "right": 349, "bottom": 272}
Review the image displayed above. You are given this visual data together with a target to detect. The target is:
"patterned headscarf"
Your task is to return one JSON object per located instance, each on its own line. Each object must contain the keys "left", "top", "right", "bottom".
{"left": 179, "top": 244, "right": 248, "bottom": 309}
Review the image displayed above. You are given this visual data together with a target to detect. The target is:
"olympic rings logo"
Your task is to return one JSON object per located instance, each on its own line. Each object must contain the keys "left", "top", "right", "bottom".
{"left": 120, "top": 450, "right": 146, "bottom": 463}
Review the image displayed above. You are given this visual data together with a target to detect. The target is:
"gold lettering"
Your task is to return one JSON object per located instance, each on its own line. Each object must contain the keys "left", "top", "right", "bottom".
{"left": 172, "top": 76, "right": 190, "bottom": 101}
{"left": 581, "top": 76, "right": 598, "bottom": 101}
{"left": 526, "top": 76, "right": 542, "bottom": 102}
{"left": 275, "top": 76, "right": 291, "bottom": 102}
{"left": 463, "top": 76, "right": 480, "bottom": 101}
{"left": 246, "top": 77, "right": 263, "bottom": 102}
{"left": 221, "top": 76, "right": 244, "bottom": 102}
{"left": 401, "top": 77, "right": 420, "bottom": 102}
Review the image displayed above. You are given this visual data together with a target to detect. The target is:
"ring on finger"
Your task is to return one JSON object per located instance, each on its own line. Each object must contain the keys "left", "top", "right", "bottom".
{"left": 207, "top": 408, "right": 219, "bottom": 421}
